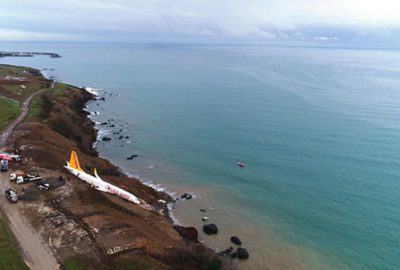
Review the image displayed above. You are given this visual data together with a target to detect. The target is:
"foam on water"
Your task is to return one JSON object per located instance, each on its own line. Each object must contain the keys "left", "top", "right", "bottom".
{"left": 83, "top": 86, "right": 100, "bottom": 96}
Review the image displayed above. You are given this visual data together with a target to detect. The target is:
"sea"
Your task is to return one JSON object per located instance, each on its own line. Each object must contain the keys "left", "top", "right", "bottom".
{"left": 1, "top": 42, "right": 400, "bottom": 270}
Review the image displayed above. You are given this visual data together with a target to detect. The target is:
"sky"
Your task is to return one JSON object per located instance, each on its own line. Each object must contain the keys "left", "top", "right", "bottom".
{"left": 1, "top": 0, "right": 400, "bottom": 47}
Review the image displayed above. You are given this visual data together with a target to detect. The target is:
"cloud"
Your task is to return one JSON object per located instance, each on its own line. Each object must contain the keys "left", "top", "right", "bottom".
{"left": 0, "top": 28, "right": 79, "bottom": 41}
{"left": 313, "top": 36, "right": 339, "bottom": 41}
{"left": 0, "top": 0, "right": 399, "bottom": 44}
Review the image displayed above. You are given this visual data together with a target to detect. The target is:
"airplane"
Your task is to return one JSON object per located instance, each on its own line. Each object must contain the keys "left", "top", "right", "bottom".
{"left": 64, "top": 150, "right": 141, "bottom": 205}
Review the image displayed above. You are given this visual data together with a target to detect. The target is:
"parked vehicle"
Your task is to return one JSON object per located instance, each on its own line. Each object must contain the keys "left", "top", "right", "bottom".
{"left": 0, "top": 159, "right": 8, "bottom": 171}
{"left": 5, "top": 189, "right": 18, "bottom": 203}
{"left": 9, "top": 170, "right": 25, "bottom": 180}
{"left": 37, "top": 181, "right": 50, "bottom": 191}
{"left": 0, "top": 153, "right": 21, "bottom": 162}
{"left": 10, "top": 172, "right": 43, "bottom": 184}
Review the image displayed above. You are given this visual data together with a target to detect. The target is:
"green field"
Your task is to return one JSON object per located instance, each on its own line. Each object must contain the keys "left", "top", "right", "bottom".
{"left": 0, "top": 218, "right": 29, "bottom": 270}
{"left": 0, "top": 65, "right": 49, "bottom": 102}
{"left": 27, "top": 83, "right": 69, "bottom": 121}
{"left": 26, "top": 91, "right": 45, "bottom": 121}
{"left": 63, "top": 257, "right": 87, "bottom": 270}
{"left": 0, "top": 65, "right": 36, "bottom": 78}
{"left": 2, "top": 83, "right": 45, "bottom": 102}
{"left": 0, "top": 96, "right": 20, "bottom": 132}
{"left": 52, "top": 82, "right": 68, "bottom": 96}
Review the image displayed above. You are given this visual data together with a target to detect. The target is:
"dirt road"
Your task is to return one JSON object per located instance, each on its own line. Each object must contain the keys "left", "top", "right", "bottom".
{"left": 0, "top": 88, "right": 47, "bottom": 151}
{"left": 0, "top": 87, "right": 60, "bottom": 269}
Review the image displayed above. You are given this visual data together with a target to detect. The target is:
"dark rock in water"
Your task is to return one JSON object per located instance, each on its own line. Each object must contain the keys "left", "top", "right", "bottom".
{"left": 127, "top": 154, "right": 138, "bottom": 160}
{"left": 203, "top": 224, "right": 218, "bottom": 235}
{"left": 99, "top": 97, "right": 105, "bottom": 101}
{"left": 110, "top": 124, "right": 115, "bottom": 127}
{"left": 230, "top": 236, "right": 242, "bottom": 245}
{"left": 174, "top": 226, "right": 199, "bottom": 243}
{"left": 180, "top": 193, "right": 193, "bottom": 200}
{"left": 237, "top": 247, "right": 249, "bottom": 260}
{"left": 102, "top": 137, "right": 111, "bottom": 141}
{"left": 219, "top": 247, "right": 234, "bottom": 257}
{"left": 125, "top": 136, "right": 129, "bottom": 139}
{"left": 231, "top": 252, "right": 238, "bottom": 259}
{"left": 200, "top": 208, "right": 206, "bottom": 213}
{"left": 118, "top": 135, "right": 124, "bottom": 140}
{"left": 100, "top": 122, "right": 107, "bottom": 125}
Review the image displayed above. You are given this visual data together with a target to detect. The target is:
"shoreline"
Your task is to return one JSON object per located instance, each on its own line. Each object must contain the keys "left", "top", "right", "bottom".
{"left": 0, "top": 64, "right": 232, "bottom": 269}
{"left": 81, "top": 86, "right": 182, "bottom": 220}
{"left": 80, "top": 84, "right": 203, "bottom": 227}
{"left": 81, "top": 84, "right": 259, "bottom": 268}
{"left": 39, "top": 70, "right": 188, "bottom": 227}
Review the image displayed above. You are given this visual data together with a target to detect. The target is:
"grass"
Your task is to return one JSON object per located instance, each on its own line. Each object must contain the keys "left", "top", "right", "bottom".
{"left": 63, "top": 257, "right": 87, "bottom": 270}
{"left": 0, "top": 218, "right": 29, "bottom": 270}
{"left": 52, "top": 82, "right": 68, "bottom": 96}
{"left": 0, "top": 64, "right": 49, "bottom": 102}
{"left": 26, "top": 83, "right": 69, "bottom": 121}
{"left": 0, "top": 65, "right": 37, "bottom": 78}
{"left": 2, "top": 82, "right": 45, "bottom": 102}
{"left": 26, "top": 92, "right": 45, "bottom": 121}
{"left": 0, "top": 96, "right": 20, "bottom": 132}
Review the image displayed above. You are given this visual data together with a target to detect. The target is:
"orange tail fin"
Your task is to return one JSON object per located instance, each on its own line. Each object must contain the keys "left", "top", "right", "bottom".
{"left": 69, "top": 150, "right": 83, "bottom": 172}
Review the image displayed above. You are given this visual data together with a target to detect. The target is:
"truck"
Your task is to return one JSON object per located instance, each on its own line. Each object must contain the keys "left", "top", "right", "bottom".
{"left": 9, "top": 171, "right": 43, "bottom": 184}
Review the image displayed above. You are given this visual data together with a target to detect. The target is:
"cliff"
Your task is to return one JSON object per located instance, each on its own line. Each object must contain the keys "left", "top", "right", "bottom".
{"left": 2, "top": 65, "right": 230, "bottom": 270}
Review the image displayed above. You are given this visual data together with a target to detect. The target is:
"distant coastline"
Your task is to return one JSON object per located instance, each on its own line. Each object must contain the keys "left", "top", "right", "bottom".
{"left": 0, "top": 51, "right": 61, "bottom": 58}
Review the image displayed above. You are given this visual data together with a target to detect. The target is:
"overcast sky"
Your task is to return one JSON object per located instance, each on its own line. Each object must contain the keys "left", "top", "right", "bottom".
{"left": 1, "top": 0, "right": 400, "bottom": 46}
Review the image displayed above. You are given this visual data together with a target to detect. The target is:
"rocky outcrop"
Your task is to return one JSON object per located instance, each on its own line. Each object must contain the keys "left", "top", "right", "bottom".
{"left": 237, "top": 247, "right": 249, "bottom": 260}
{"left": 203, "top": 224, "right": 218, "bottom": 235}
{"left": 230, "top": 236, "right": 241, "bottom": 245}
{"left": 174, "top": 226, "right": 199, "bottom": 243}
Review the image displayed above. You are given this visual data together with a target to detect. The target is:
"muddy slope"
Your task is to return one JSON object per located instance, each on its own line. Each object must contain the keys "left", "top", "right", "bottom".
{"left": 8, "top": 75, "right": 228, "bottom": 269}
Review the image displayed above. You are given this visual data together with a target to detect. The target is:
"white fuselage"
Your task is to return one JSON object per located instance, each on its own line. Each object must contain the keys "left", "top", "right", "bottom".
{"left": 64, "top": 165, "right": 141, "bottom": 204}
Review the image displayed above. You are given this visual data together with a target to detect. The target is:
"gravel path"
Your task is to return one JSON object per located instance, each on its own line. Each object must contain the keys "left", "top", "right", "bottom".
{"left": 0, "top": 85, "right": 60, "bottom": 270}
{"left": 0, "top": 88, "right": 46, "bottom": 151}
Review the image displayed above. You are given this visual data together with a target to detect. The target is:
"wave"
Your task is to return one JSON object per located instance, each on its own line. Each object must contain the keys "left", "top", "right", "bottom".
{"left": 83, "top": 86, "right": 100, "bottom": 96}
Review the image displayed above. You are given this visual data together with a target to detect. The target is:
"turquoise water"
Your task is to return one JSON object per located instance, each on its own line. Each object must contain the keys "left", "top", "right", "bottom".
{"left": 1, "top": 43, "right": 400, "bottom": 269}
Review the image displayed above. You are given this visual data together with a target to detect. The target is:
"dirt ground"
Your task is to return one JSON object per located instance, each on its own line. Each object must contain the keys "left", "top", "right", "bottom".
{"left": 0, "top": 171, "right": 60, "bottom": 270}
